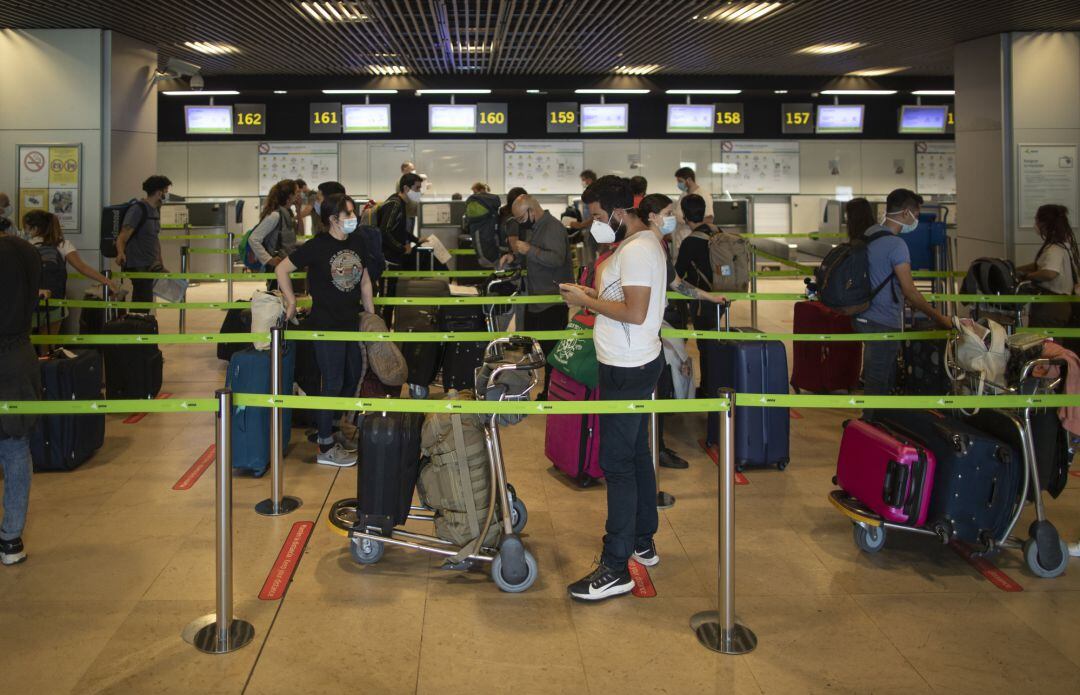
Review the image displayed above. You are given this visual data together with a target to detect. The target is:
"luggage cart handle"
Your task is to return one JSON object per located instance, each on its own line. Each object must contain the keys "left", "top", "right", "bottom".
{"left": 483, "top": 335, "right": 546, "bottom": 371}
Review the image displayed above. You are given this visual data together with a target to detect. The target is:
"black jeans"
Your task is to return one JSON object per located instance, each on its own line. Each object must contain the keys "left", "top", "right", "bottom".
{"left": 523, "top": 304, "right": 568, "bottom": 397}
{"left": 124, "top": 264, "right": 155, "bottom": 312}
{"left": 598, "top": 353, "right": 664, "bottom": 569}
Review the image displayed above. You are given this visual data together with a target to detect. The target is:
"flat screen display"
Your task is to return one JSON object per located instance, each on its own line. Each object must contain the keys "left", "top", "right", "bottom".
{"left": 184, "top": 105, "right": 233, "bottom": 135}
{"left": 428, "top": 104, "right": 477, "bottom": 133}
{"left": 580, "top": 103, "right": 629, "bottom": 133}
{"left": 343, "top": 104, "right": 391, "bottom": 133}
{"left": 899, "top": 105, "right": 948, "bottom": 134}
{"left": 666, "top": 104, "right": 714, "bottom": 133}
{"left": 815, "top": 104, "right": 865, "bottom": 134}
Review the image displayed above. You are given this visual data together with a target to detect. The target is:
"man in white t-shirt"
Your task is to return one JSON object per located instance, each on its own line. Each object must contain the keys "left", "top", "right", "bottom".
{"left": 558, "top": 175, "right": 667, "bottom": 602}
{"left": 672, "top": 166, "right": 713, "bottom": 261}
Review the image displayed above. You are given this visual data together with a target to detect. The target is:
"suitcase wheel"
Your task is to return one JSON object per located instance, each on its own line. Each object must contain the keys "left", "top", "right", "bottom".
{"left": 1023, "top": 537, "right": 1068, "bottom": 579}
{"left": 776, "top": 459, "right": 790, "bottom": 471}
{"left": 350, "top": 536, "right": 385, "bottom": 565}
{"left": 853, "top": 523, "right": 886, "bottom": 554}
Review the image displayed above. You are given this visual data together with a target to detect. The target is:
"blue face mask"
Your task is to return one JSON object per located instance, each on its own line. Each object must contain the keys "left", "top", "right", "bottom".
{"left": 660, "top": 215, "right": 677, "bottom": 235}
{"left": 676, "top": 181, "right": 688, "bottom": 192}
{"left": 886, "top": 209, "right": 919, "bottom": 234}
{"left": 342, "top": 218, "right": 358, "bottom": 234}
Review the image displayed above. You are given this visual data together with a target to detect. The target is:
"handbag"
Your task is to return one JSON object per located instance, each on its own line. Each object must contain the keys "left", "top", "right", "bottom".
{"left": 546, "top": 313, "right": 598, "bottom": 389}
{"left": 948, "top": 317, "right": 1007, "bottom": 413}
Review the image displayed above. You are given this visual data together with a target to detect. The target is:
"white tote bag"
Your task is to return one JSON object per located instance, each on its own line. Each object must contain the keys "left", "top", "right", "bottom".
{"left": 250, "top": 290, "right": 285, "bottom": 350}
{"left": 949, "top": 317, "right": 1007, "bottom": 411}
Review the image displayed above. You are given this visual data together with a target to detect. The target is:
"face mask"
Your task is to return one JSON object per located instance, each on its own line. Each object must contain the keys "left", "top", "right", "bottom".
{"left": 886, "top": 209, "right": 919, "bottom": 234}
{"left": 314, "top": 200, "right": 322, "bottom": 216}
{"left": 660, "top": 215, "right": 677, "bottom": 235}
{"left": 676, "top": 181, "right": 688, "bottom": 192}
{"left": 406, "top": 190, "right": 423, "bottom": 203}
{"left": 162, "top": 192, "right": 170, "bottom": 203}
{"left": 341, "top": 218, "right": 358, "bottom": 234}
{"left": 590, "top": 209, "right": 623, "bottom": 244}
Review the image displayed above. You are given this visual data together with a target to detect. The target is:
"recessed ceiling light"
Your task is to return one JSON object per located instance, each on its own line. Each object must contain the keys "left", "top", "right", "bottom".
{"left": 298, "top": 2, "right": 367, "bottom": 22}
{"left": 847, "top": 66, "right": 908, "bottom": 77}
{"left": 773, "top": 89, "right": 789, "bottom": 94}
{"left": 368, "top": 65, "right": 408, "bottom": 75}
{"left": 182, "top": 41, "right": 238, "bottom": 55}
{"left": 665, "top": 89, "right": 742, "bottom": 95}
{"left": 575, "top": 88, "right": 650, "bottom": 94}
{"left": 274, "top": 90, "right": 288, "bottom": 94}
{"left": 457, "top": 44, "right": 491, "bottom": 53}
{"left": 614, "top": 65, "right": 661, "bottom": 75}
{"left": 696, "top": 2, "right": 786, "bottom": 22}
{"left": 161, "top": 90, "right": 240, "bottom": 96}
{"left": 415, "top": 89, "right": 492, "bottom": 95}
{"left": 820, "top": 89, "right": 897, "bottom": 95}
{"left": 526, "top": 89, "right": 542, "bottom": 94}
{"left": 912, "top": 89, "right": 955, "bottom": 96}
{"left": 797, "top": 42, "right": 865, "bottom": 55}
{"left": 322, "top": 89, "right": 399, "bottom": 94}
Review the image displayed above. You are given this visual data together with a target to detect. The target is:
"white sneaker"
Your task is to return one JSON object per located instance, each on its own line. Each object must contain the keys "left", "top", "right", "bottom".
{"left": 316, "top": 444, "right": 357, "bottom": 468}
{"left": 1068, "top": 541, "right": 1080, "bottom": 558}
{"left": 334, "top": 430, "right": 358, "bottom": 453}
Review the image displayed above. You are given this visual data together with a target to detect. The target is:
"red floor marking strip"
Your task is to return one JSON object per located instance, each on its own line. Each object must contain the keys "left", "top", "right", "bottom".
{"left": 259, "top": 521, "right": 315, "bottom": 601}
{"left": 122, "top": 392, "right": 173, "bottom": 424}
{"left": 1070, "top": 470, "right": 1080, "bottom": 479}
{"left": 790, "top": 409, "right": 803, "bottom": 419}
{"left": 697, "top": 439, "right": 750, "bottom": 485}
{"left": 172, "top": 444, "right": 215, "bottom": 491}
{"left": 629, "top": 559, "right": 657, "bottom": 598}
{"left": 949, "top": 541, "right": 1023, "bottom": 593}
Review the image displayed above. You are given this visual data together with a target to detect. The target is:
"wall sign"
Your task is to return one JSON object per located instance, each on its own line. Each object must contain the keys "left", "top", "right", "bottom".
{"left": 546, "top": 102, "right": 579, "bottom": 133}
{"left": 258, "top": 142, "right": 339, "bottom": 195}
{"left": 781, "top": 103, "right": 814, "bottom": 135}
{"left": 946, "top": 104, "right": 955, "bottom": 135}
{"left": 234, "top": 104, "right": 266, "bottom": 135}
{"left": 309, "top": 102, "right": 342, "bottom": 134}
{"left": 476, "top": 102, "right": 509, "bottom": 134}
{"left": 18, "top": 143, "right": 82, "bottom": 233}
{"left": 915, "top": 141, "right": 956, "bottom": 195}
{"left": 714, "top": 103, "right": 745, "bottom": 134}
{"left": 1017, "top": 144, "right": 1078, "bottom": 227}
{"left": 504, "top": 140, "right": 584, "bottom": 194}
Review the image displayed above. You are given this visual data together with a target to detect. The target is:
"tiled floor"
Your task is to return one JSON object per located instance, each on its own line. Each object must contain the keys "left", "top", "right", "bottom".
{"left": 3, "top": 279, "right": 1080, "bottom": 694}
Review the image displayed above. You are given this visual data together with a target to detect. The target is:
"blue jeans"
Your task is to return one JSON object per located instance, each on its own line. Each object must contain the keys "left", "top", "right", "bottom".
{"left": 0, "top": 437, "right": 32, "bottom": 541}
{"left": 598, "top": 353, "right": 665, "bottom": 569}
{"left": 855, "top": 317, "right": 901, "bottom": 418}
{"left": 313, "top": 340, "right": 363, "bottom": 445}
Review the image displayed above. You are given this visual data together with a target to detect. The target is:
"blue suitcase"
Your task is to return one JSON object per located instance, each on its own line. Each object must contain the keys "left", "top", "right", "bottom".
{"left": 706, "top": 329, "right": 790, "bottom": 471}
{"left": 225, "top": 346, "right": 295, "bottom": 476}
{"left": 30, "top": 349, "right": 106, "bottom": 471}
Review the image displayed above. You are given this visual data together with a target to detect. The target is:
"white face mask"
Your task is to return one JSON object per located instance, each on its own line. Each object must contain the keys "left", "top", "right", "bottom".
{"left": 884, "top": 209, "right": 919, "bottom": 234}
{"left": 406, "top": 190, "right": 423, "bottom": 203}
{"left": 590, "top": 209, "right": 623, "bottom": 244}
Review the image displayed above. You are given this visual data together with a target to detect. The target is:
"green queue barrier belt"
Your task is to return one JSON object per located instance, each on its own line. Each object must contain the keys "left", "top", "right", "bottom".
{"left": 740, "top": 232, "right": 848, "bottom": 240}
{"left": 749, "top": 248, "right": 817, "bottom": 273}
{"left": 0, "top": 398, "right": 218, "bottom": 414}
{"left": 69, "top": 270, "right": 511, "bottom": 281}
{"left": 449, "top": 248, "right": 476, "bottom": 255}
{"left": 187, "top": 248, "right": 237, "bottom": 255}
{"left": 735, "top": 393, "right": 1080, "bottom": 409}
{"left": 160, "top": 234, "right": 231, "bottom": 241}
{"left": 752, "top": 270, "right": 810, "bottom": 278}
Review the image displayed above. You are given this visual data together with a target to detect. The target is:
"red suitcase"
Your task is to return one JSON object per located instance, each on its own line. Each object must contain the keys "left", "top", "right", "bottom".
{"left": 791, "top": 300, "right": 862, "bottom": 393}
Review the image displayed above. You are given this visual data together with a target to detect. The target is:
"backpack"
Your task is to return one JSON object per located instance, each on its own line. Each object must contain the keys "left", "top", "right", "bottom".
{"left": 100, "top": 199, "right": 150, "bottom": 259}
{"left": 465, "top": 192, "right": 503, "bottom": 268}
{"left": 814, "top": 230, "right": 894, "bottom": 315}
{"left": 689, "top": 229, "right": 751, "bottom": 293}
{"left": 238, "top": 211, "right": 287, "bottom": 271}
{"left": 36, "top": 243, "right": 67, "bottom": 299}
{"left": 355, "top": 224, "right": 385, "bottom": 284}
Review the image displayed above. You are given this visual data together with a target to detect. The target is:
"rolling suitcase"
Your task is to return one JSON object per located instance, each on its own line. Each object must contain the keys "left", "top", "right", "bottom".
{"left": 100, "top": 314, "right": 163, "bottom": 399}
{"left": 705, "top": 328, "right": 790, "bottom": 470}
{"left": 225, "top": 346, "right": 295, "bottom": 476}
{"left": 791, "top": 301, "right": 861, "bottom": 393}
{"left": 217, "top": 303, "right": 252, "bottom": 362}
{"left": 897, "top": 318, "right": 948, "bottom": 395}
{"left": 439, "top": 304, "right": 487, "bottom": 391}
{"left": 875, "top": 410, "right": 1020, "bottom": 543}
{"left": 836, "top": 419, "right": 936, "bottom": 526}
{"left": 963, "top": 409, "right": 1070, "bottom": 499}
{"left": 545, "top": 368, "right": 603, "bottom": 485}
{"left": 29, "top": 349, "right": 106, "bottom": 472}
{"left": 357, "top": 412, "right": 423, "bottom": 535}
{"left": 394, "top": 278, "right": 450, "bottom": 388}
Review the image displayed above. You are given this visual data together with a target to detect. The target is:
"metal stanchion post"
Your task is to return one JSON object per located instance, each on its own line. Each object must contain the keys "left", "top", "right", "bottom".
{"left": 179, "top": 245, "right": 189, "bottom": 334}
{"left": 750, "top": 248, "right": 759, "bottom": 330}
{"left": 102, "top": 268, "right": 113, "bottom": 323}
{"left": 256, "top": 325, "right": 302, "bottom": 516}
{"left": 226, "top": 230, "right": 235, "bottom": 302}
{"left": 185, "top": 388, "right": 255, "bottom": 654}
{"left": 691, "top": 388, "right": 756, "bottom": 654}
{"left": 652, "top": 390, "right": 675, "bottom": 509}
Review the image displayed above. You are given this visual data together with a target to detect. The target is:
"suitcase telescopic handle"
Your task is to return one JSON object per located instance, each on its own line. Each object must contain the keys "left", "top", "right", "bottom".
{"left": 882, "top": 460, "right": 910, "bottom": 510}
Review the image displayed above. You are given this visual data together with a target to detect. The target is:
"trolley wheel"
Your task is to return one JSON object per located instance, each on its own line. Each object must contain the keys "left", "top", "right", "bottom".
{"left": 853, "top": 523, "right": 886, "bottom": 554}
{"left": 491, "top": 548, "right": 538, "bottom": 593}
{"left": 735, "top": 463, "right": 746, "bottom": 473}
{"left": 510, "top": 498, "right": 528, "bottom": 535}
{"left": 350, "top": 536, "right": 385, "bottom": 565}
{"left": 1023, "top": 537, "right": 1069, "bottom": 579}
{"left": 776, "top": 459, "right": 790, "bottom": 471}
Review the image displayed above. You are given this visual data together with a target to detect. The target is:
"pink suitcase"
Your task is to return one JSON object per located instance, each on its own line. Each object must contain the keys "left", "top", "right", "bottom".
{"left": 836, "top": 419, "right": 936, "bottom": 526}
{"left": 545, "top": 369, "right": 603, "bottom": 486}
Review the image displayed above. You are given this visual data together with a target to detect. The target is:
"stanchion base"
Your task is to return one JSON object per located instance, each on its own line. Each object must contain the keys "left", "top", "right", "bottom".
{"left": 690, "top": 611, "right": 757, "bottom": 654}
{"left": 255, "top": 496, "right": 303, "bottom": 516}
{"left": 184, "top": 613, "right": 255, "bottom": 654}
{"left": 657, "top": 491, "right": 676, "bottom": 509}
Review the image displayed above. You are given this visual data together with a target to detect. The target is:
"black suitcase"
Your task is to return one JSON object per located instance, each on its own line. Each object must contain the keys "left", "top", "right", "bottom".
{"left": 357, "top": 412, "right": 423, "bottom": 535}
{"left": 439, "top": 305, "right": 487, "bottom": 391}
{"left": 101, "top": 314, "right": 164, "bottom": 399}
{"left": 963, "top": 409, "right": 1071, "bottom": 499}
{"left": 79, "top": 292, "right": 126, "bottom": 335}
{"left": 217, "top": 304, "right": 252, "bottom": 362}
{"left": 896, "top": 319, "right": 948, "bottom": 395}
{"left": 875, "top": 410, "right": 1021, "bottom": 544}
{"left": 394, "top": 279, "right": 450, "bottom": 387}
{"left": 30, "top": 350, "right": 106, "bottom": 471}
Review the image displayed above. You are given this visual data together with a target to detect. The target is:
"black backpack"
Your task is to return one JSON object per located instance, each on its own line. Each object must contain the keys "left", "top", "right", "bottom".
{"left": 100, "top": 199, "right": 150, "bottom": 258}
{"left": 465, "top": 192, "right": 503, "bottom": 268}
{"left": 961, "top": 258, "right": 1018, "bottom": 299}
{"left": 814, "top": 230, "right": 894, "bottom": 315}
{"left": 37, "top": 243, "right": 67, "bottom": 299}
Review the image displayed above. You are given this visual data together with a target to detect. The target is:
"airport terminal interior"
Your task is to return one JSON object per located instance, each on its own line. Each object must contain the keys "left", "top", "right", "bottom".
{"left": 3, "top": 2, "right": 1080, "bottom": 693}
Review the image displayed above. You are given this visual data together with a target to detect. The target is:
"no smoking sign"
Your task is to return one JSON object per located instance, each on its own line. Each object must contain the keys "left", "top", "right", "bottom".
{"left": 23, "top": 150, "right": 45, "bottom": 172}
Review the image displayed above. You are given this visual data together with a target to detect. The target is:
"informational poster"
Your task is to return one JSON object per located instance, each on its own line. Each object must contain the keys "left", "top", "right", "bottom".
{"left": 257, "top": 142, "right": 339, "bottom": 195}
{"left": 503, "top": 140, "right": 584, "bottom": 194}
{"left": 1018, "top": 144, "right": 1078, "bottom": 226}
{"left": 915, "top": 141, "right": 956, "bottom": 195}
{"left": 719, "top": 140, "right": 800, "bottom": 194}
{"left": 18, "top": 143, "right": 81, "bottom": 232}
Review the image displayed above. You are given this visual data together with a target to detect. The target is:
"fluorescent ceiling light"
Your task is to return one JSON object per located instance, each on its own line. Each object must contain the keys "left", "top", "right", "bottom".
{"left": 299, "top": 2, "right": 367, "bottom": 21}
{"left": 416, "top": 89, "right": 491, "bottom": 95}
{"left": 457, "top": 44, "right": 491, "bottom": 53}
{"left": 847, "top": 66, "right": 908, "bottom": 77}
{"left": 162, "top": 90, "right": 240, "bottom": 96}
{"left": 274, "top": 90, "right": 288, "bottom": 94}
{"left": 575, "top": 88, "right": 650, "bottom": 94}
{"left": 526, "top": 89, "right": 542, "bottom": 94}
{"left": 912, "top": 89, "right": 955, "bottom": 96}
{"left": 798, "top": 42, "right": 865, "bottom": 55}
{"left": 820, "top": 89, "right": 897, "bottom": 95}
{"left": 183, "top": 41, "right": 238, "bottom": 55}
{"left": 694, "top": 2, "right": 785, "bottom": 22}
{"left": 773, "top": 89, "right": 789, "bottom": 94}
{"left": 368, "top": 65, "right": 408, "bottom": 75}
{"left": 666, "top": 89, "right": 742, "bottom": 95}
{"left": 322, "top": 89, "right": 399, "bottom": 94}
{"left": 614, "top": 65, "right": 661, "bottom": 75}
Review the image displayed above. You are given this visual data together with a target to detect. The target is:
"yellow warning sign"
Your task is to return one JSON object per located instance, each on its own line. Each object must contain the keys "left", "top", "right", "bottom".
{"left": 48, "top": 146, "right": 80, "bottom": 187}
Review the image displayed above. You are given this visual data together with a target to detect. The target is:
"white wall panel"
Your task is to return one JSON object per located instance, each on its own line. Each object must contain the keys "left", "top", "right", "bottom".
{"left": 583, "top": 140, "right": 639, "bottom": 180}
{"left": 860, "top": 141, "right": 916, "bottom": 194}
{"left": 414, "top": 139, "right": 487, "bottom": 197}
{"left": 368, "top": 141, "right": 413, "bottom": 199}
{"left": 641, "top": 139, "right": 713, "bottom": 195}
{"left": 339, "top": 141, "right": 370, "bottom": 197}
{"left": 187, "top": 142, "right": 257, "bottom": 197}
{"left": 156, "top": 143, "right": 189, "bottom": 195}
{"left": 799, "top": 141, "right": 862, "bottom": 196}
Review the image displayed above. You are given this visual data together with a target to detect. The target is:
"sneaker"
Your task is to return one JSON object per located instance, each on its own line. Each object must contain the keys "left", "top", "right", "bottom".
{"left": 567, "top": 562, "right": 634, "bottom": 602}
{"left": 315, "top": 444, "right": 357, "bottom": 468}
{"left": 0, "top": 537, "right": 26, "bottom": 566}
{"left": 334, "top": 430, "right": 358, "bottom": 453}
{"left": 633, "top": 540, "right": 660, "bottom": 567}
{"left": 659, "top": 448, "right": 689, "bottom": 469}
{"left": 1069, "top": 541, "right": 1080, "bottom": 558}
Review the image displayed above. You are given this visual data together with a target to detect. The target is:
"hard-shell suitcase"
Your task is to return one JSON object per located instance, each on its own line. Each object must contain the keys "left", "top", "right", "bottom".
{"left": 875, "top": 410, "right": 1020, "bottom": 543}
{"left": 30, "top": 349, "right": 106, "bottom": 472}
{"left": 439, "top": 304, "right": 487, "bottom": 391}
{"left": 791, "top": 301, "right": 861, "bottom": 393}
{"left": 836, "top": 419, "right": 936, "bottom": 526}
{"left": 101, "top": 314, "right": 163, "bottom": 399}
{"left": 225, "top": 346, "right": 295, "bottom": 476}
{"left": 706, "top": 329, "right": 790, "bottom": 470}
{"left": 545, "top": 368, "right": 602, "bottom": 485}
{"left": 357, "top": 412, "right": 423, "bottom": 535}
{"left": 963, "top": 408, "right": 1070, "bottom": 499}
{"left": 897, "top": 318, "right": 948, "bottom": 395}
{"left": 217, "top": 304, "right": 252, "bottom": 362}
{"left": 394, "top": 278, "right": 450, "bottom": 387}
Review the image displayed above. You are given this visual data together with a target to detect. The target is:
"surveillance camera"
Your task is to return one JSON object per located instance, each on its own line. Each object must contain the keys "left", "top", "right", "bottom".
{"left": 166, "top": 56, "right": 202, "bottom": 78}
{"left": 190, "top": 74, "right": 205, "bottom": 90}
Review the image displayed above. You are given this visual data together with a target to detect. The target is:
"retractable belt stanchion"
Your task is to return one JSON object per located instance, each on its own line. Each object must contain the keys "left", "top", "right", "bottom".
{"left": 749, "top": 248, "right": 759, "bottom": 330}
{"left": 102, "top": 268, "right": 113, "bottom": 323}
{"left": 179, "top": 245, "right": 190, "bottom": 334}
{"left": 256, "top": 325, "right": 302, "bottom": 516}
{"left": 226, "top": 230, "right": 235, "bottom": 302}
{"left": 652, "top": 389, "right": 675, "bottom": 509}
{"left": 185, "top": 388, "right": 255, "bottom": 654}
{"left": 691, "top": 388, "right": 756, "bottom": 654}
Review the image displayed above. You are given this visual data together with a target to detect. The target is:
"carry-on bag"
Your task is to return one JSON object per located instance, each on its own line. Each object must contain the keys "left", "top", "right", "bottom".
{"left": 101, "top": 314, "right": 163, "bottom": 399}
{"left": 29, "top": 349, "right": 106, "bottom": 472}
{"left": 225, "top": 346, "right": 295, "bottom": 476}
{"left": 963, "top": 408, "right": 1070, "bottom": 500}
{"left": 439, "top": 304, "right": 487, "bottom": 391}
{"left": 896, "top": 318, "right": 949, "bottom": 395}
{"left": 217, "top": 303, "right": 252, "bottom": 362}
{"left": 357, "top": 411, "right": 423, "bottom": 535}
{"left": 394, "top": 278, "right": 450, "bottom": 388}
{"left": 544, "top": 368, "right": 603, "bottom": 485}
{"left": 790, "top": 300, "right": 861, "bottom": 393}
{"left": 836, "top": 419, "right": 936, "bottom": 526}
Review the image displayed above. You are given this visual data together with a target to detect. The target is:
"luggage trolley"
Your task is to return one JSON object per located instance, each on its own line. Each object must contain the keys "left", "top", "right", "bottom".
{"left": 484, "top": 267, "right": 524, "bottom": 333}
{"left": 328, "top": 335, "right": 543, "bottom": 593}
{"left": 830, "top": 344, "right": 1072, "bottom": 578}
